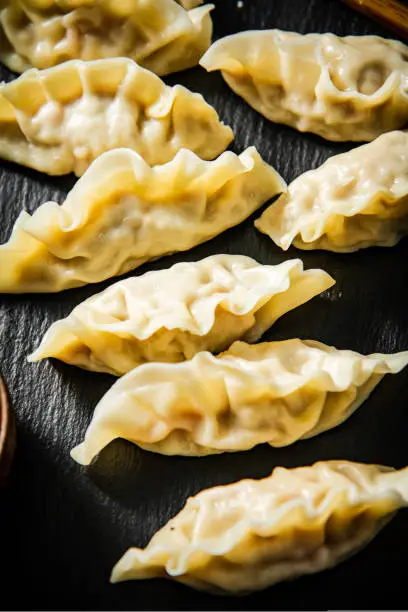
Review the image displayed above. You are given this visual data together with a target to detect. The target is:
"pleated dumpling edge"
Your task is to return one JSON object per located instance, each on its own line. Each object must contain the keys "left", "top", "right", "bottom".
{"left": 0, "top": 146, "right": 285, "bottom": 293}
{"left": 28, "top": 255, "right": 334, "bottom": 375}
{"left": 0, "top": 0, "right": 213, "bottom": 76}
{"left": 255, "top": 130, "right": 408, "bottom": 252}
{"left": 0, "top": 57, "right": 233, "bottom": 176}
{"left": 200, "top": 29, "right": 408, "bottom": 142}
{"left": 110, "top": 460, "right": 408, "bottom": 593}
{"left": 70, "top": 339, "right": 408, "bottom": 463}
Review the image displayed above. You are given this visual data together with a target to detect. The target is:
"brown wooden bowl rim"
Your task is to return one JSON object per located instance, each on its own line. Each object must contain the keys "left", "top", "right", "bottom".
{"left": 0, "top": 376, "right": 16, "bottom": 484}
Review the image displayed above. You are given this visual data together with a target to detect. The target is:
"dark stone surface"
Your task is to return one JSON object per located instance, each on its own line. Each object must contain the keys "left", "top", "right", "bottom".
{"left": 1, "top": 0, "right": 408, "bottom": 609}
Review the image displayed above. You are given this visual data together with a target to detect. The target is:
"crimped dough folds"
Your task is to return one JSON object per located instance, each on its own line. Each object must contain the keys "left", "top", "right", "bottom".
{"left": 29, "top": 256, "right": 334, "bottom": 375}
{"left": 70, "top": 339, "right": 408, "bottom": 462}
{"left": 0, "top": 147, "right": 284, "bottom": 293}
{"left": 111, "top": 460, "right": 408, "bottom": 593}
{"left": 0, "top": 57, "right": 233, "bottom": 176}
{"left": 255, "top": 131, "right": 408, "bottom": 252}
{"left": 200, "top": 30, "right": 408, "bottom": 141}
{"left": 0, "top": 0, "right": 213, "bottom": 75}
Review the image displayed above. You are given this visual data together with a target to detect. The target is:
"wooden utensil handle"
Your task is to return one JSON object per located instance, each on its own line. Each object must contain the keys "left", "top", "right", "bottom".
{"left": 340, "top": 0, "right": 408, "bottom": 41}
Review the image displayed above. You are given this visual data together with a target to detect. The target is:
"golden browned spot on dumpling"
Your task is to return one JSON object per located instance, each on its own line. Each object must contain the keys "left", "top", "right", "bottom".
{"left": 357, "top": 61, "right": 390, "bottom": 95}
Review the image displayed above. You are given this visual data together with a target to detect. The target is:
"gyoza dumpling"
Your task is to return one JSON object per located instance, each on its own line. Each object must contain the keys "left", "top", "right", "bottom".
{"left": 0, "top": 58, "right": 233, "bottom": 176}
{"left": 29, "top": 257, "right": 334, "bottom": 375}
{"left": 0, "top": 147, "right": 285, "bottom": 293}
{"left": 255, "top": 131, "right": 408, "bottom": 252}
{"left": 0, "top": 0, "right": 212, "bottom": 75}
{"left": 200, "top": 30, "right": 408, "bottom": 142}
{"left": 111, "top": 460, "right": 408, "bottom": 593}
{"left": 70, "top": 339, "right": 408, "bottom": 463}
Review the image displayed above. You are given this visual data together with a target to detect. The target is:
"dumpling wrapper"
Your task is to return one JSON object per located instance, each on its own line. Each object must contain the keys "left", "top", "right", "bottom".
{"left": 70, "top": 339, "right": 408, "bottom": 463}
{"left": 200, "top": 30, "right": 408, "bottom": 142}
{"left": 255, "top": 131, "right": 408, "bottom": 252}
{"left": 0, "top": 0, "right": 212, "bottom": 76}
{"left": 0, "top": 146, "right": 285, "bottom": 293}
{"left": 111, "top": 460, "right": 408, "bottom": 593}
{"left": 0, "top": 57, "right": 233, "bottom": 176}
{"left": 29, "top": 256, "right": 334, "bottom": 375}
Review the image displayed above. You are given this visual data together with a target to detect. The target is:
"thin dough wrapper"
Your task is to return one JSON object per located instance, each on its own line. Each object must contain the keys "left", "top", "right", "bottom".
{"left": 200, "top": 30, "right": 408, "bottom": 142}
{"left": 0, "top": 147, "right": 285, "bottom": 293}
{"left": 70, "top": 340, "right": 408, "bottom": 463}
{"left": 255, "top": 131, "right": 408, "bottom": 252}
{"left": 29, "top": 257, "right": 334, "bottom": 375}
{"left": 111, "top": 460, "right": 408, "bottom": 593}
{"left": 0, "top": 57, "right": 233, "bottom": 176}
{"left": 0, "top": 0, "right": 212, "bottom": 75}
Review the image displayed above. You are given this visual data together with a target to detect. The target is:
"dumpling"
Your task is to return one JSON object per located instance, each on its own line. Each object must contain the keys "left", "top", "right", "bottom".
{"left": 255, "top": 131, "right": 408, "bottom": 252}
{"left": 0, "top": 146, "right": 285, "bottom": 293}
{"left": 0, "top": 57, "right": 233, "bottom": 176}
{"left": 110, "top": 460, "right": 408, "bottom": 593}
{"left": 0, "top": 0, "right": 212, "bottom": 76}
{"left": 200, "top": 30, "right": 408, "bottom": 142}
{"left": 70, "top": 339, "right": 408, "bottom": 463}
{"left": 28, "top": 256, "right": 334, "bottom": 375}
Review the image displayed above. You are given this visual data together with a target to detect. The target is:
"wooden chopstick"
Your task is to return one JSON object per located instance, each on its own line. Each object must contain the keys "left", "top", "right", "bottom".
{"left": 339, "top": 0, "right": 408, "bottom": 42}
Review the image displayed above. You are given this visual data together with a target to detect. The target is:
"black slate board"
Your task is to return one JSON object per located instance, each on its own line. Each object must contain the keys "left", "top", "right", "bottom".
{"left": 1, "top": 0, "right": 408, "bottom": 609}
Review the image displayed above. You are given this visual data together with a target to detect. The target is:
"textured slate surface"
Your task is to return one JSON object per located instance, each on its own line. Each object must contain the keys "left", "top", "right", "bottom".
{"left": 1, "top": 0, "right": 408, "bottom": 609}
